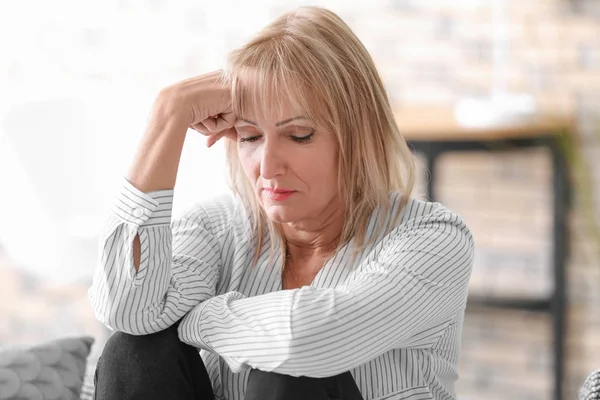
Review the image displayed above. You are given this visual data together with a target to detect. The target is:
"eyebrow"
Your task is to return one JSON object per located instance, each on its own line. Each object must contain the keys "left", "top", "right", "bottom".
{"left": 238, "top": 116, "right": 309, "bottom": 127}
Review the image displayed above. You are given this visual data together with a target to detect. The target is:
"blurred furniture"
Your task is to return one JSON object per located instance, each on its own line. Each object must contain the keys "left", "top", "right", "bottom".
{"left": 0, "top": 335, "right": 94, "bottom": 400}
{"left": 397, "top": 105, "right": 574, "bottom": 400}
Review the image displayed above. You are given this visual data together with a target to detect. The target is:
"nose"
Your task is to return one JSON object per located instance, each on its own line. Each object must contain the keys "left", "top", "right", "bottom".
{"left": 259, "top": 139, "right": 285, "bottom": 179}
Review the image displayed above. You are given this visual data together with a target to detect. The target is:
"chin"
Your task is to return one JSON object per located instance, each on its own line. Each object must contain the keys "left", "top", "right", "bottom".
{"left": 263, "top": 205, "right": 302, "bottom": 224}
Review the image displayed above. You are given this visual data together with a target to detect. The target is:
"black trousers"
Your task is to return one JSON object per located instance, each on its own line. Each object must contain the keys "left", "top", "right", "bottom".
{"left": 94, "top": 322, "right": 364, "bottom": 400}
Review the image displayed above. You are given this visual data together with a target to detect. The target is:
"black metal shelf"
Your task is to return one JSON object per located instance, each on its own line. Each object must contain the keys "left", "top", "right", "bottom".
{"left": 467, "top": 296, "right": 552, "bottom": 312}
{"left": 408, "top": 134, "right": 571, "bottom": 400}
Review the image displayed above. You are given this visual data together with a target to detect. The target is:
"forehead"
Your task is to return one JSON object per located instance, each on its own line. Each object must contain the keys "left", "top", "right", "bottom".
{"left": 233, "top": 70, "right": 316, "bottom": 124}
{"left": 239, "top": 94, "right": 299, "bottom": 119}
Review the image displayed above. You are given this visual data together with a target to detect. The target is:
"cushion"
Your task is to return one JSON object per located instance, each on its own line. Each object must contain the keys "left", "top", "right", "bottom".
{"left": 79, "top": 366, "right": 96, "bottom": 400}
{"left": 0, "top": 336, "right": 94, "bottom": 400}
{"left": 580, "top": 368, "right": 600, "bottom": 400}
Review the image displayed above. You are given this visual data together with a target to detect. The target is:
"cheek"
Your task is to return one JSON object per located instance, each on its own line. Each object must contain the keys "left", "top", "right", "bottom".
{"left": 237, "top": 147, "right": 259, "bottom": 181}
{"left": 299, "top": 149, "right": 338, "bottom": 190}
{"left": 320, "top": 158, "right": 339, "bottom": 189}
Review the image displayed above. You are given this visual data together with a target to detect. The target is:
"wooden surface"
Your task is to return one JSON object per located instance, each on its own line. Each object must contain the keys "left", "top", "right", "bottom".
{"left": 394, "top": 105, "right": 575, "bottom": 142}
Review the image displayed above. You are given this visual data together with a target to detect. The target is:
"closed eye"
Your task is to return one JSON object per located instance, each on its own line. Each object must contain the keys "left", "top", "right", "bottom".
{"left": 235, "top": 126, "right": 315, "bottom": 144}
{"left": 238, "top": 135, "right": 262, "bottom": 143}
{"left": 235, "top": 126, "right": 262, "bottom": 143}
{"left": 291, "top": 132, "right": 314, "bottom": 143}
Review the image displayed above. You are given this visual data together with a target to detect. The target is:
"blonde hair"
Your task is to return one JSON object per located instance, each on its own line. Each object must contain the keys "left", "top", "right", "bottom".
{"left": 222, "top": 6, "right": 416, "bottom": 266}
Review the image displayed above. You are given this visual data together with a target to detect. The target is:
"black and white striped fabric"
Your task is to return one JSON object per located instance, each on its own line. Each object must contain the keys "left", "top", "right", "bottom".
{"left": 89, "top": 177, "right": 474, "bottom": 400}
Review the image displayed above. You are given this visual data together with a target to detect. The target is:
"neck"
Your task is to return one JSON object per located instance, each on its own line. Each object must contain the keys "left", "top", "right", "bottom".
{"left": 282, "top": 203, "right": 345, "bottom": 262}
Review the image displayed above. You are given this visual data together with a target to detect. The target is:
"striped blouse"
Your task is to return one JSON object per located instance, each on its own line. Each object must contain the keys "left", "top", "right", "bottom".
{"left": 89, "top": 177, "right": 474, "bottom": 400}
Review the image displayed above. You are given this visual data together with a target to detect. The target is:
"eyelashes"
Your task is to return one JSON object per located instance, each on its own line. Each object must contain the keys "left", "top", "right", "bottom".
{"left": 238, "top": 131, "right": 315, "bottom": 144}
{"left": 291, "top": 132, "right": 314, "bottom": 143}
{"left": 238, "top": 136, "right": 260, "bottom": 143}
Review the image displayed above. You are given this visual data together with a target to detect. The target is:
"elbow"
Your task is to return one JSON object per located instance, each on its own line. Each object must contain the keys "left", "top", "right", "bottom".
{"left": 91, "top": 302, "right": 166, "bottom": 336}
{"left": 88, "top": 285, "right": 165, "bottom": 335}
{"left": 88, "top": 287, "right": 132, "bottom": 334}
{"left": 88, "top": 289, "right": 123, "bottom": 333}
{"left": 281, "top": 335, "right": 351, "bottom": 378}
{"left": 282, "top": 348, "right": 351, "bottom": 378}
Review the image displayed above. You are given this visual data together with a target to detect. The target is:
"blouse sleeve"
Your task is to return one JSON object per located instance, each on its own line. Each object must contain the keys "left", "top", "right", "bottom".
{"left": 88, "top": 177, "right": 222, "bottom": 335}
{"left": 177, "top": 208, "right": 474, "bottom": 377}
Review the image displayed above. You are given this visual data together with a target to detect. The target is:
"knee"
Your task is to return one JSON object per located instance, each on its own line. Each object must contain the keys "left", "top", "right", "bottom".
{"left": 94, "top": 324, "right": 212, "bottom": 399}
{"left": 245, "top": 370, "right": 325, "bottom": 400}
{"left": 245, "top": 370, "right": 362, "bottom": 400}
{"left": 100, "top": 324, "right": 182, "bottom": 367}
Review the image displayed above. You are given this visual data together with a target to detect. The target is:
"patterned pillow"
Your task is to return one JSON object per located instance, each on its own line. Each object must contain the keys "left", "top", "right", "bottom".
{"left": 580, "top": 369, "right": 600, "bottom": 400}
{"left": 0, "top": 336, "right": 94, "bottom": 400}
{"left": 79, "top": 365, "right": 96, "bottom": 400}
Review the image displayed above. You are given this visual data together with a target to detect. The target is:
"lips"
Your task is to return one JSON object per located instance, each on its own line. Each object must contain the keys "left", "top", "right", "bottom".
{"left": 262, "top": 188, "right": 296, "bottom": 201}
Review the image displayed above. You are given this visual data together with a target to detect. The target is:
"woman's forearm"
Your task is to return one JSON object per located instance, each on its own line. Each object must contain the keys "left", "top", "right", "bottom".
{"left": 127, "top": 97, "right": 189, "bottom": 272}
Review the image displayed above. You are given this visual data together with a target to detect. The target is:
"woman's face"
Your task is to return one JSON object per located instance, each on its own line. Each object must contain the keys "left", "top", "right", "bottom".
{"left": 234, "top": 100, "right": 342, "bottom": 226}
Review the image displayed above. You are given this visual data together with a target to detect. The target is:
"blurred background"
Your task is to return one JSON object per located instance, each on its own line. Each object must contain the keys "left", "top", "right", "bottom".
{"left": 0, "top": 0, "right": 599, "bottom": 399}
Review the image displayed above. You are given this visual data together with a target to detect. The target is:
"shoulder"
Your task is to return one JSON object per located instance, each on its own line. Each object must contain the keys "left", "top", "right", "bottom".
{"left": 382, "top": 193, "right": 475, "bottom": 280}
{"left": 387, "top": 192, "right": 474, "bottom": 251}
{"left": 391, "top": 193, "right": 470, "bottom": 231}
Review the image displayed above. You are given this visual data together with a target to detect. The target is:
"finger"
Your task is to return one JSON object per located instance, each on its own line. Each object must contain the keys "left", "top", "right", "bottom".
{"left": 206, "top": 128, "right": 238, "bottom": 148}
{"left": 202, "top": 113, "right": 236, "bottom": 133}
{"left": 190, "top": 122, "right": 210, "bottom": 135}
{"left": 220, "top": 111, "right": 237, "bottom": 125}
{"left": 191, "top": 120, "right": 227, "bottom": 136}
{"left": 223, "top": 127, "right": 238, "bottom": 142}
{"left": 191, "top": 122, "right": 234, "bottom": 141}
{"left": 206, "top": 130, "right": 227, "bottom": 148}
{"left": 200, "top": 116, "right": 223, "bottom": 132}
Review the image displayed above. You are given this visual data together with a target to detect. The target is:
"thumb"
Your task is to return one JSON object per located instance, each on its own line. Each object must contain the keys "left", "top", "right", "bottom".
{"left": 206, "top": 128, "right": 237, "bottom": 148}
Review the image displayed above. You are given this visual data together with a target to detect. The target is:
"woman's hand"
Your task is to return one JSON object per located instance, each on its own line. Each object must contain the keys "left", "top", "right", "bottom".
{"left": 157, "top": 70, "right": 238, "bottom": 147}
{"left": 126, "top": 70, "right": 239, "bottom": 270}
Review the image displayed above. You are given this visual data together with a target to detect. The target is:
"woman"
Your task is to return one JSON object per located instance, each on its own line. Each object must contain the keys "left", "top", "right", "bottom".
{"left": 90, "top": 6, "right": 474, "bottom": 400}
